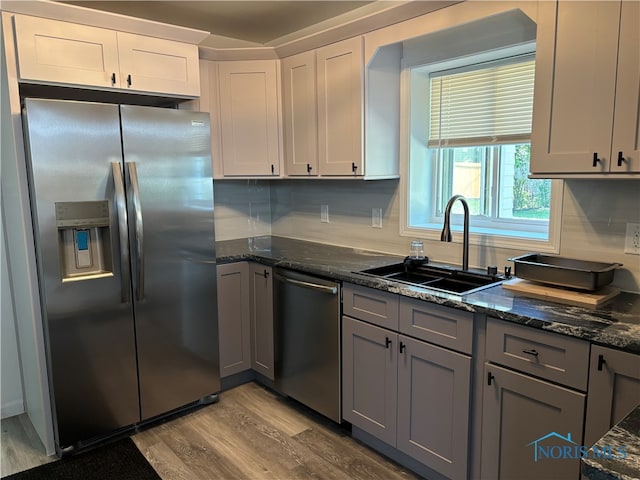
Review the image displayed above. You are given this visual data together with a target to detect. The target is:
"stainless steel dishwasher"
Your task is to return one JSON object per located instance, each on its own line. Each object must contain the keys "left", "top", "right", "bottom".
{"left": 273, "top": 268, "right": 341, "bottom": 423}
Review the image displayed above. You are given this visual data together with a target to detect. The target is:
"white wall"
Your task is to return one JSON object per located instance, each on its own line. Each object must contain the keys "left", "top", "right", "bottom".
{"left": 1, "top": 16, "right": 55, "bottom": 453}
{"left": 1, "top": 205, "right": 24, "bottom": 419}
{"left": 263, "top": 179, "right": 640, "bottom": 293}
{"left": 213, "top": 180, "right": 271, "bottom": 241}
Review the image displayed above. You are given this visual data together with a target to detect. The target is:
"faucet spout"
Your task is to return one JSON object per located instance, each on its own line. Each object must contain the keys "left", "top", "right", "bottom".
{"left": 440, "top": 194, "right": 470, "bottom": 271}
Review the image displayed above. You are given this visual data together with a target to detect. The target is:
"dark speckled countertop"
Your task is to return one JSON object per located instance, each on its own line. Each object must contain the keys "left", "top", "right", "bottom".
{"left": 217, "top": 236, "right": 640, "bottom": 480}
{"left": 217, "top": 236, "right": 640, "bottom": 355}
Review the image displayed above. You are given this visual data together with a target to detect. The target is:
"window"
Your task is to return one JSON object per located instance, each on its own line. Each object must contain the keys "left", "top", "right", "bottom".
{"left": 404, "top": 46, "right": 562, "bottom": 251}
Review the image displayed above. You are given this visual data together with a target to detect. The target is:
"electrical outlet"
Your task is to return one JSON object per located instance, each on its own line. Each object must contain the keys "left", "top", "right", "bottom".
{"left": 372, "top": 208, "right": 383, "bottom": 228}
{"left": 624, "top": 222, "right": 640, "bottom": 255}
{"left": 321, "top": 204, "right": 329, "bottom": 223}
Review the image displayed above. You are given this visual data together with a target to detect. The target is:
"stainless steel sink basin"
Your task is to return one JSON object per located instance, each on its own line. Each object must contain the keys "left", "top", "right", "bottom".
{"left": 358, "top": 262, "right": 503, "bottom": 295}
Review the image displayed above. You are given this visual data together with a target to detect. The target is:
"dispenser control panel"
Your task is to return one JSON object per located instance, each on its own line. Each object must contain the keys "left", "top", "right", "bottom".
{"left": 55, "top": 201, "right": 112, "bottom": 280}
{"left": 55, "top": 201, "right": 109, "bottom": 228}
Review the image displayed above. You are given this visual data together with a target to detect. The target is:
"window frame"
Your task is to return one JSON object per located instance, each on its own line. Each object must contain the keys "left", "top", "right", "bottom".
{"left": 399, "top": 44, "right": 563, "bottom": 253}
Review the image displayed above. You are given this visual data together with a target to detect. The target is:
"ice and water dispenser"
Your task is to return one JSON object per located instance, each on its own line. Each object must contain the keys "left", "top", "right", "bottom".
{"left": 55, "top": 201, "right": 114, "bottom": 281}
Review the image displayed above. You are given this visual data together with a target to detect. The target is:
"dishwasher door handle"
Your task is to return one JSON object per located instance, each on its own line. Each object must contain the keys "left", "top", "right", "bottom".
{"left": 275, "top": 274, "right": 338, "bottom": 295}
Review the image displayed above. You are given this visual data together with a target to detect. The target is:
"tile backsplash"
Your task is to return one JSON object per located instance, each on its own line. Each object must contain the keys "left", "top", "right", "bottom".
{"left": 213, "top": 178, "right": 640, "bottom": 293}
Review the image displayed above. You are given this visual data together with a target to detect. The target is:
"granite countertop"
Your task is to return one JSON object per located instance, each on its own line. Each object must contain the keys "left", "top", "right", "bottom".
{"left": 218, "top": 236, "right": 640, "bottom": 480}
{"left": 581, "top": 405, "right": 640, "bottom": 480}
{"left": 217, "top": 236, "right": 640, "bottom": 355}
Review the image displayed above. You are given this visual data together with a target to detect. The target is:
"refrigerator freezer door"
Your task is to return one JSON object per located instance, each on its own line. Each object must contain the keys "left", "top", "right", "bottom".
{"left": 22, "top": 99, "right": 140, "bottom": 448}
{"left": 120, "top": 105, "right": 219, "bottom": 420}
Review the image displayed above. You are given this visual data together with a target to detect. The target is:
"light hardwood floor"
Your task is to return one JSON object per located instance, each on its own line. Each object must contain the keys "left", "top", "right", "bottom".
{"left": 2, "top": 382, "right": 419, "bottom": 479}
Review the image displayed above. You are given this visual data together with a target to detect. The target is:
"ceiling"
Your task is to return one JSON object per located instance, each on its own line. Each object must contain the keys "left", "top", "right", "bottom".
{"left": 64, "top": 1, "right": 376, "bottom": 46}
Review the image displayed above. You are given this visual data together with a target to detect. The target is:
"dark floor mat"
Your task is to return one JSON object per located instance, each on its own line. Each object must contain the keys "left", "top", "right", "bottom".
{"left": 4, "top": 437, "right": 161, "bottom": 480}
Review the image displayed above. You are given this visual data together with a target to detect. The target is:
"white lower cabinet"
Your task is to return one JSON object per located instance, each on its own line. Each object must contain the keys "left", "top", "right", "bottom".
{"left": 342, "top": 315, "right": 471, "bottom": 480}
{"left": 480, "top": 318, "right": 589, "bottom": 480}
{"left": 480, "top": 363, "right": 585, "bottom": 480}
{"left": 584, "top": 346, "right": 640, "bottom": 446}
{"left": 217, "top": 262, "right": 251, "bottom": 378}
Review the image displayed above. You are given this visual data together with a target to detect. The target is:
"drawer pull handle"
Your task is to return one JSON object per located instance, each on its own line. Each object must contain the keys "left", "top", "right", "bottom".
{"left": 488, "top": 372, "right": 495, "bottom": 386}
{"left": 399, "top": 341, "right": 406, "bottom": 354}
{"left": 597, "top": 354, "right": 606, "bottom": 371}
{"left": 385, "top": 337, "right": 391, "bottom": 349}
{"left": 522, "top": 349, "right": 539, "bottom": 357}
{"left": 352, "top": 162, "right": 358, "bottom": 174}
{"left": 592, "top": 152, "right": 601, "bottom": 167}
{"left": 263, "top": 269, "right": 269, "bottom": 279}
{"left": 111, "top": 72, "right": 116, "bottom": 85}
{"left": 127, "top": 74, "right": 132, "bottom": 87}
{"left": 307, "top": 163, "right": 312, "bottom": 173}
{"left": 617, "top": 151, "right": 625, "bottom": 167}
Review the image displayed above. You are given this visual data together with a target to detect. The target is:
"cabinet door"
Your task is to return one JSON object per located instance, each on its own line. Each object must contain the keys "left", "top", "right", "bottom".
{"left": 397, "top": 335, "right": 471, "bottom": 480}
{"left": 117, "top": 32, "right": 199, "bottom": 97}
{"left": 317, "top": 37, "right": 363, "bottom": 176}
{"left": 250, "top": 264, "right": 274, "bottom": 380}
{"left": 13, "top": 15, "right": 120, "bottom": 88}
{"left": 217, "top": 263, "right": 251, "bottom": 378}
{"left": 610, "top": 0, "right": 640, "bottom": 173}
{"left": 481, "top": 363, "right": 585, "bottom": 480}
{"left": 342, "top": 316, "right": 397, "bottom": 446}
{"left": 530, "top": 1, "right": 620, "bottom": 174}
{"left": 218, "top": 60, "right": 281, "bottom": 177}
{"left": 282, "top": 51, "right": 318, "bottom": 176}
{"left": 584, "top": 346, "right": 640, "bottom": 446}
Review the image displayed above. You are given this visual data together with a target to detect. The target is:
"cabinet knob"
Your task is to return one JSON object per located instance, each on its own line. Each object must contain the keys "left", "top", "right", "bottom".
{"left": 307, "top": 163, "right": 312, "bottom": 173}
{"left": 127, "top": 74, "right": 132, "bottom": 87}
{"left": 111, "top": 73, "right": 116, "bottom": 86}
{"left": 351, "top": 162, "right": 358, "bottom": 174}
{"left": 617, "top": 151, "right": 625, "bottom": 167}
{"left": 263, "top": 269, "right": 269, "bottom": 279}
{"left": 592, "top": 152, "right": 602, "bottom": 168}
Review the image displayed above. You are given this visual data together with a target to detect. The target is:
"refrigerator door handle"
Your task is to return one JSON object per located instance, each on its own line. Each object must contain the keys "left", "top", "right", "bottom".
{"left": 111, "top": 162, "right": 131, "bottom": 304}
{"left": 127, "top": 162, "right": 145, "bottom": 301}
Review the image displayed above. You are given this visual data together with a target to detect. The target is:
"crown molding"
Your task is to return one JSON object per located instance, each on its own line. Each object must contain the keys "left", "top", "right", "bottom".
{"left": 0, "top": 0, "right": 209, "bottom": 44}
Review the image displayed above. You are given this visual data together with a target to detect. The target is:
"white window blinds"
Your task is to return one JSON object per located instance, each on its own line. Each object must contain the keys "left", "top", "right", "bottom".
{"left": 429, "top": 56, "right": 535, "bottom": 147}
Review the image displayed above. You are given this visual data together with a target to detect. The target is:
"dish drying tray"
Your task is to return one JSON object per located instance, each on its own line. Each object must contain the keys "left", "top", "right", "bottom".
{"left": 508, "top": 254, "right": 622, "bottom": 291}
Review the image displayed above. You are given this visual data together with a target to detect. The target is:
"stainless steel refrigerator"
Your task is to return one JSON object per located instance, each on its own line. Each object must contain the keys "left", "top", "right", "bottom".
{"left": 22, "top": 98, "right": 219, "bottom": 451}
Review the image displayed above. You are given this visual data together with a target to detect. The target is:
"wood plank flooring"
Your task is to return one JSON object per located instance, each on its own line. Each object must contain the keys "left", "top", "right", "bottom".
{"left": 1, "top": 382, "right": 420, "bottom": 479}
{"left": 1, "top": 414, "right": 54, "bottom": 477}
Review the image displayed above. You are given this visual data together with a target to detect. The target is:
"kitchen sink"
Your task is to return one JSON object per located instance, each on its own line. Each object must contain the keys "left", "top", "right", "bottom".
{"left": 358, "top": 261, "right": 504, "bottom": 295}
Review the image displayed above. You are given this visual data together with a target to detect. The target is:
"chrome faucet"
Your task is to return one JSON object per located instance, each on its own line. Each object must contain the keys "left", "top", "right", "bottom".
{"left": 440, "top": 194, "right": 470, "bottom": 271}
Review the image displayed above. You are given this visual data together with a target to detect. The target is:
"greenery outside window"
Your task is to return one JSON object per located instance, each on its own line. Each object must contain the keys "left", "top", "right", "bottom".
{"left": 404, "top": 47, "right": 562, "bottom": 251}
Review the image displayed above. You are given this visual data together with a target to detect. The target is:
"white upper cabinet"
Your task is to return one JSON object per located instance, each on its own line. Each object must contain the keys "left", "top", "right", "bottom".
{"left": 116, "top": 32, "right": 199, "bottom": 97}
{"left": 281, "top": 36, "right": 399, "bottom": 179}
{"left": 13, "top": 14, "right": 200, "bottom": 97}
{"left": 317, "top": 36, "right": 364, "bottom": 176}
{"left": 282, "top": 50, "right": 318, "bottom": 176}
{"left": 530, "top": 0, "right": 639, "bottom": 176}
{"left": 14, "top": 15, "right": 120, "bottom": 89}
{"left": 217, "top": 60, "right": 282, "bottom": 177}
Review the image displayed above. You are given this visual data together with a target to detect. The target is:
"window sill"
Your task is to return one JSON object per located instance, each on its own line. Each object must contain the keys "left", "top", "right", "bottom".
{"left": 401, "top": 224, "right": 560, "bottom": 253}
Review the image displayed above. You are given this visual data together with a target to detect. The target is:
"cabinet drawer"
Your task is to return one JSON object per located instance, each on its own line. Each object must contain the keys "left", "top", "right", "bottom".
{"left": 399, "top": 298, "right": 473, "bottom": 354}
{"left": 343, "top": 283, "right": 399, "bottom": 330}
{"left": 486, "top": 317, "right": 589, "bottom": 390}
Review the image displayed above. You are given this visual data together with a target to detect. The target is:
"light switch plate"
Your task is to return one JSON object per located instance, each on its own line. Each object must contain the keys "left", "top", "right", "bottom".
{"left": 372, "top": 208, "right": 382, "bottom": 228}
{"left": 321, "top": 204, "right": 329, "bottom": 223}
{"left": 624, "top": 222, "right": 640, "bottom": 255}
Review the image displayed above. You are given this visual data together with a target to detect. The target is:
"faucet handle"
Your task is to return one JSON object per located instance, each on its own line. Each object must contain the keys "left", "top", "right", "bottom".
{"left": 504, "top": 266, "right": 512, "bottom": 278}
